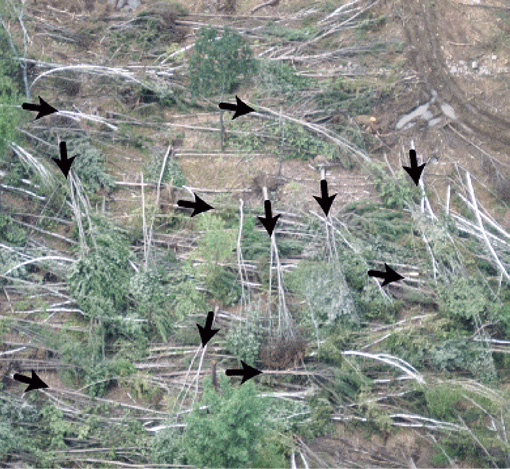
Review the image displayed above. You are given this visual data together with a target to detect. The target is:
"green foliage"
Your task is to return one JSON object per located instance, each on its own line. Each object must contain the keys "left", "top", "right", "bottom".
{"left": 0, "top": 214, "right": 26, "bottom": 245}
{"left": 438, "top": 276, "right": 491, "bottom": 322}
{"left": 424, "top": 384, "right": 462, "bottom": 421}
{"left": 169, "top": 262, "right": 206, "bottom": 320}
{"left": 257, "top": 60, "right": 312, "bottom": 97}
{"left": 339, "top": 250, "right": 403, "bottom": 323}
{"left": 342, "top": 254, "right": 367, "bottom": 291}
{"left": 189, "top": 27, "right": 257, "bottom": 97}
{"left": 84, "top": 358, "right": 137, "bottom": 397}
{"left": 67, "top": 138, "right": 115, "bottom": 192}
{"left": 241, "top": 215, "right": 271, "bottom": 261}
{"left": 69, "top": 224, "right": 132, "bottom": 320}
{"left": 373, "top": 168, "right": 418, "bottom": 209}
{"left": 355, "top": 286, "right": 403, "bottom": 323}
{"left": 253, "top": 431, "right": 290, "bottom": 468}
{"left": 0, "top": 28, "right": 21, "bottom": 92}
{"left": 315, "top": 76, "right": 377, "bottom": 117}
{"left": 386, "top": 327, "right": 496, "bottom": 382}
{"left": 335, "top": 366, "right": 370, "bottom": 400}
{"left": 300, "top": 392, "right": 334, "bottom": 439}
{"left": 263, "top": 22, "right": 316, "bottom": 42}
{"left": 288, "top": 261, "right": 358, "bottom": 329}
{"left": 0, "top": 27, "right": 22, "bottom": 160}
{"left": 144, "top": 152, "right": 186, "bottom": 187}
{"left": 183, "top": 378, "right": 265, "bottom": 467}
{"left": 194, "top": 213, "right": 240, "bottom": 305}
{"left": 40, "top": 404, "right": 73, "bottom": 450}
{"left": 229, "top": 119, "right": 344, "bottom": 163}
{"left": 130, "top": 267, "right": 173, "bottom": 341}
{"left": 0, "top": 397, "right": 39, "bottom": 461}
{"left": 226, "top": 309, "right": 265, "bottom": 364}
{"left": 153, "top": 377, "right": 287, "bottom": 467}
{"left": 277, "top": 122, "right": 339, "bottom": 161}
{"left": 429, "top": 338, "right": 496, "bottom": 383}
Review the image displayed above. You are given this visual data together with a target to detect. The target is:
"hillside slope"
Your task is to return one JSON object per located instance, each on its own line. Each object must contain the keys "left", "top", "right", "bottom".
{"left": 1, "top": 0, "right": 510, "bottom": 467}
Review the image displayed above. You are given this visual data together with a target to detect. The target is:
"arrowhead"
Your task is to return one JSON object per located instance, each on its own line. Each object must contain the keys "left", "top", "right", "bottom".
{"left": 232, "top": 96, "right": 255, "bottom": 120}
{"left": 25, "top": 370, "right": 49, "bottom": 393}
{"left": 257, "top": 213, "right": 280, "bottom": 237}
{"left": 240, "top": 361, "right": 262, "bottom": 384}
{"left": 381, "top": 263, "right": 405, "bottom": 287}
{"left": 36, "top": 97, "right": 58, "bottom": 120}
{"left": 52, "top": 155, "right": 76, "bottom": 178}
{"left": 313, "top": 193, "right": 337, "bottom": 217}
{"left": 403, "top": 163, "right": 426, "bottom": 186}
{"left": 191, "top": 194, "right": 214, "bottom": 217}
{"left": 197, "top": 323, "right": 219, "bottom": 347}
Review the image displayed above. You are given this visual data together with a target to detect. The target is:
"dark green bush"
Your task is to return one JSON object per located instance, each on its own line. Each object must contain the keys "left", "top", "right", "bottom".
{"left": 189, "top": 27, "right": 257, "bottom": 97}
{"left": 0, "top": 214, "right": 26, "bottom": 245}
{"left": 68, "top": 224, "right": 132, "bottom": 320}
{"left": 438, "top": 276, "right": 491, "bottom": 323}
{"left": 153, "top": 377, "right": 288, "bottom": 467}
{"left": 68, "top": 138, "right": 115, "bottom": 192}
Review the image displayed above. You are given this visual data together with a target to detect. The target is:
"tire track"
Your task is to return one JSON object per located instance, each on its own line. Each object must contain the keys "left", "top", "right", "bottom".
{"left": 402, "top": 0, "right": 510, "bottom": 150}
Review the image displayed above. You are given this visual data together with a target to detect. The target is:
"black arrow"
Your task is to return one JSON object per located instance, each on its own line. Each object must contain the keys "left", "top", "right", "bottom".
{"left": 218, "top": 96, "right": 255, "bottom": 120}
{"left": 225, "top": 360, "right": 263, "bottom": 384}
{"left": 13, "top": 370, "right": 49, "bottom": 393}
{"left": 197, "top": 311, "right": 220, "bottom": 347}
{"left": 257, "top": 199, "right": 280, "bottom": 237}
{"left": 368, "top": 263, "right": 405, "bottom": 287}
{"left": 177, "top": 193, "right": 214, "bottom": 217}
{"left": 403, "top": 149, "right": 426, "bottom": 186}
{"left": 313, "top": 179, "right": 337, "bottom": 216}
{"left": 52, "top": 141, "right": 77, "bottom": 178}
{"left": 22, "top": 96, "right": 58, "bottom": 120}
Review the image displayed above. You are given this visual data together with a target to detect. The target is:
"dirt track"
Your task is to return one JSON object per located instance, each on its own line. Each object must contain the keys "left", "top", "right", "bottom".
{"left": 402, "top": 0, "right": 510, "bottom": 151}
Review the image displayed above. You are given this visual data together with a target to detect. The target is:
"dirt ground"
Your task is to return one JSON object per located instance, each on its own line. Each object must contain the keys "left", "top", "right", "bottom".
{"left": 4, "top": 0, "right": 510, "bottom": 466}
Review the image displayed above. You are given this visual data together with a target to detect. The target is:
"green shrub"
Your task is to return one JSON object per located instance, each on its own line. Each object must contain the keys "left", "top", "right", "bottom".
{"left": 0, "top": 397, "right": 40, "bottom": 461}
{"left": 373, "top": 168, "right": 417, "bottom": 209}
{"left": 355, "top": 287, "right": 403, "bottom": 323}
{"left": 263, "top": 22, "right": 316, "bottom": 42}
{"left": 169, "top": 262, "right": 206, "bottom": 320}
{"left": 257, "top": 60, "right": 312, "bottom": 96}
{"left": 189, "top": 27, "right": 257, "bottom": 97}
{"left": 153, "top": 377, "right": 287, "bottom": 467}
{"left": 300, "top": 392, "right": 334, "bottom": 439}
{"left": 315, "top": 76, "right": 377, "bottom": 118}
{"left": 0, "top": 215, "right": 26, "bottom": 245}
{"left": 226, "top": 309, "right": 265, "bottom": 364}
{"left": 184, "top": 378, "right": 264, "bottom": 467}
{"left": 193, "top": 213, "right": 239, "bottom": 305}
{"left": 241, "top": 215, "right": 271, "bottom": 262}
{"left": 438, "top": 276, "right": 491, "bottom": 322}
{"left": 429, "top": 338, "right": 496, "bottom": 383}
{"left": 334, "top": 367, "right": 369, "bottom": 400}
{"left": 276, "top": 122, "right": 339, "bottom": 161}
{"left": 39, "top": 404, "right": 74, "bottom": 451}
{"left": 425, "top": 384, "right": 462, "bottom": 421}
{"left": 68, "top": 138, "right": 115, "bottom": 192}
{"left": 0, "top": 28, "right": 22, "bottom": 164}
{"left": 288, "top": 261, "right": 358, "bottom": 329}
{"left": 144, "top": 151, "right": 185, "bottom": 187}
{"left": 68, "top": 224, "right": 132, "bottom": 320}
{"left": 130, "top": 267, "right": 174, "bottom": 341}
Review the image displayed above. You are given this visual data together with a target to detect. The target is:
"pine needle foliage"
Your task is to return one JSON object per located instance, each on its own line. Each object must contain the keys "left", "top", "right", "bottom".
{"left": 189, "top": 27, "right": 257, "bottom": 97}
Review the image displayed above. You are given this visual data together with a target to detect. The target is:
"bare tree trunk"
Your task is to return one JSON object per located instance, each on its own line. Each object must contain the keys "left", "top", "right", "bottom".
{"left": 220, "top": 109, "right": 225, "bottom": 151}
